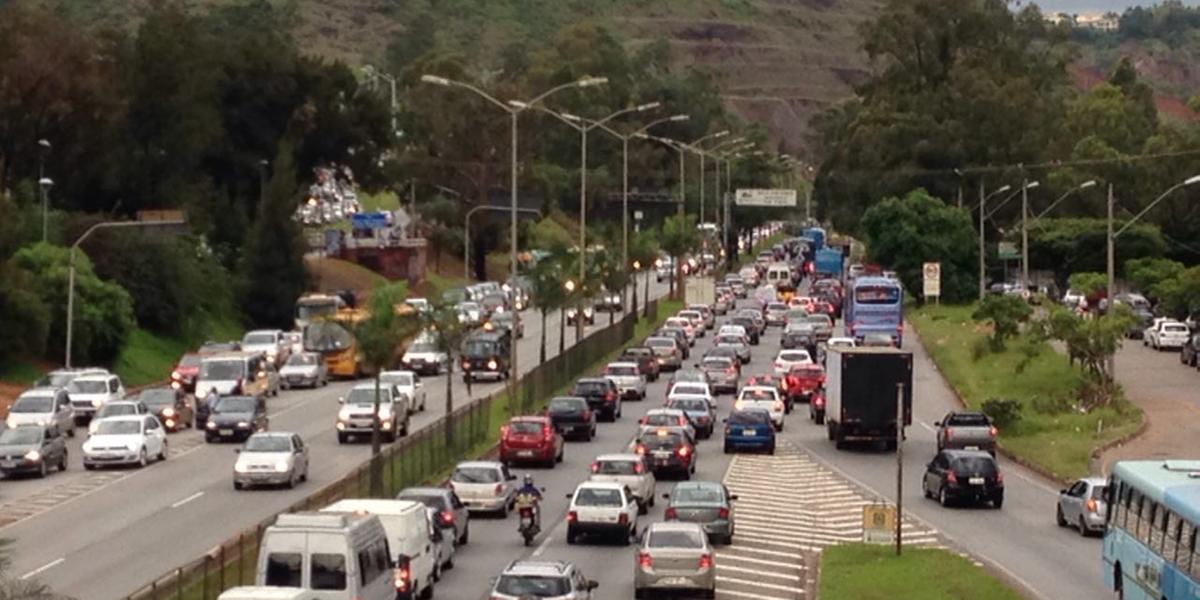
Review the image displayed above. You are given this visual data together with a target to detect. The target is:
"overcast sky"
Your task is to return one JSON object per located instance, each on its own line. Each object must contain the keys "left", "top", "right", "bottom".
{"left": 1023, "top": 0, "right": 1200, "bottom": 13}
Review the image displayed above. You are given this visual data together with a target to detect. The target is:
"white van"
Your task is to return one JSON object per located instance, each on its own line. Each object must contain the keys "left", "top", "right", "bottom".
{"left": 218, "top": 587, "right": 313, "bottom": 600}
{"left": 196, "top": 352, "right": 270, "bottom": 404}
{"left": 256, "top": 512, "right": 397, "bottom": 600}
{"left": 766, "top": 263, "right": 792, "bottom": 288}
{"left": 321, "top": 499, "right": 436, "bottom": 599}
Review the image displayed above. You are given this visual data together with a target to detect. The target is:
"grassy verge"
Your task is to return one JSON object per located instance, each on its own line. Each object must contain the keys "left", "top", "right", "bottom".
{"left": 114, "top": 316, "right": 242, "bottom": 388}
{"left": 909, "top": 304, "right": 1142, "bottom": 480}
{"left": 819, "top": 544, "right": 1023, "bottom": 600}
{"left": 0, "top": 357, "right": 43, "bottom": 385}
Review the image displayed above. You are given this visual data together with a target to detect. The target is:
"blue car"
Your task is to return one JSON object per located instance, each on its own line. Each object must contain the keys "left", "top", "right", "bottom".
{"left": 723, "top": 408, "right": 775, "bottom": 454}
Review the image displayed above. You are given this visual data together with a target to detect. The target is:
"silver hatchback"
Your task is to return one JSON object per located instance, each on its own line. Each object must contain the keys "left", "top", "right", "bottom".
{"left": 633, "top": 522, "right": 716, "bottom": 599}
{"left": 1056, "top": 477, "right": 1108, "bottom": 536}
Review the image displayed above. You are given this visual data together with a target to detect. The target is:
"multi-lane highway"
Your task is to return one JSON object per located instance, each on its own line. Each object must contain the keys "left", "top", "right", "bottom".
{"left": 1, "top": 277, "right": 671, "bottom": 599}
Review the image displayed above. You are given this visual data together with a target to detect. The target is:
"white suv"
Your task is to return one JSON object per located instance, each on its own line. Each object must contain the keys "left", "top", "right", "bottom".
{"left": 67, "top": 373, "right": 125, "bottom": 424}
{"left": 566, "top": 482, "right": 640, "bottom": 545}
{"left": 588, "top": 454, "right": 657, "bottom": 514}
{"left": 1145, "top": 320, "right": 1191, "bottom": 350}
{"left": 735, "top": 386, "right": 786, "bottom": 431}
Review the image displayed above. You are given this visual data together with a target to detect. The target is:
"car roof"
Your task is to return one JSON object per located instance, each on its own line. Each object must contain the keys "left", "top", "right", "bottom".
{"left": 576, "top": 377, "right": 609, "bottom": 384}
{"left": 71, "top": 373, "right": 114, "bottom": 383}
{"left": 248, "top": 431, "right": 294, "bottom": 438}
{"left": 646, "top": 521, "right": 706, "bottom": 533}
{"left": 456, "top": 460, "right": 503, "bottom": 469}
{"left": 351, "top": 382, "right": 394, "bottom": 391}
{"left": 18, "top": 388, "right": 59, "bottom": 398}
{"left": 398, "top": 487, "right": 450, "bottom": 497}
{"left": 668, "top": 394, "right": 710, "bottom": 402}
{"left": 672, "top": 480, "right": 723, "bottom": 491}
{"left": 595, "top": 453, "right": 643, "bottom": 462}
{"left": 96, "top": 415, "right": 146, "bottom": 423}
{"left": 943, "top": 449, "right": 997, "bottom": 460}
{"left": 576, "top": 481, "right": 624, "bottom": 491}
{"left": 510, "top": 415, "right": 550, "bottom": 423}
{"left": 550, "top": 395, "right": 587, "bottom": 402}
{"left": 502, "top": 560, "right": 573, "bottom": 577}
{"left": 607, "top": 361, "right": 639, "bottom": 368}
{"left": 741, "top": 386, "right": 777, "bottom": 393}
{"left": 647, "top": 408, "right": 685, "bottom": 416}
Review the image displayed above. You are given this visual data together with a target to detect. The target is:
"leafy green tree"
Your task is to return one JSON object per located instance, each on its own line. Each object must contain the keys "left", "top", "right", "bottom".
{"left": 418, "top": 301, "right": 472, "bottom": 448}
{"left": 237, "top": 141, "right": 308, "bottom": 329}
{"left": 628, "top": 230, "right": 660, "bottom": 316}
{"left": 1032, "top": 305, "right": 1135, "bottom": 408}
{"left": 859, "top": 189, "right": 978, "bottom": 303}
{"left": 1152, "top": 266, "right": 1200, "bottom": 319}
{"left": 529, "top": 246, "right": 568, "bottom": 363}
{"left": 1027, "top": 218, "right": 1166, "bottom": 282}
{"left": 1068, "top": 272, "right": 1108, "bottom": 298}
{"left": 1125, "top": 257, "right": 1185, "bottom": 301}
{"left": 972, "top": 295, "right": 1033, "bottom": 352}
{"left": 660, "top": 215, "right": 701, "bottom": 299}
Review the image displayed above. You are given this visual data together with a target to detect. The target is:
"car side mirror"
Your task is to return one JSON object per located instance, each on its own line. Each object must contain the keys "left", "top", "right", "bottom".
{"left": 933, "top": 421, "right": 942, "bottom": 427}
{"left": 337, "top": 397, "right": 345, "bottom": 404}
{"left": 662, "top": 493, "right": 671, "bottom": 500}
{"left": 587, "top": 580, "right": 599, "bottom": 591}
{"left": 565, "top": 493, "right": 574, "bottom": 499}
{"left": 507, "top": 474, "right": 517, "bottom": 481}
{"left": 1059, "top": 488, "right": 1067, "bottom": 494}
{"left": 234, "top": 448, "right": 242, "bottom": 454}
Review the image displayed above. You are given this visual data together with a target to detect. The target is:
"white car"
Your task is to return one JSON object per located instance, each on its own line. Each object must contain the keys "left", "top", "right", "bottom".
{"left": 380, "top": 370, "right": 427, "bottom": 413}
{"left": 638, "top": 409, "right": 696, "bottom": 443}
{"left": 1145, "top": 320, "right": 1191, "bottom": 351}
{"left": 603, "top": 362, "right": 647, "bottom": 401}
{"left": 773, "top": 349, "right": 813, "bottom": 375}
{"left": 278, "top": 351, "right": 328, "bottom": 389}
{"left": 67, "top": 373, "right": 125, "bottom": 424}
{"left": 6, "top": 388, "right": 74, "bottom": 436}
{"left": 677, "top": 311, "right": 706, "bottom": 336}
{"left": 450, "top": 461, "right": 517, "bottom": 516}
{"left": 1062, "top": 289, "right": 1085, "bottom": 307}
{"left": 401, "top": 333, "right": 449, "bottom": 376}
{"left": 664, "top": 317, "right": 697, "bottom": 345}
{"left": 735, "top": 386, "right": 786, "bottom": 431}
{"left": 717, "top": 324, "right": 749, "bottom": 339}
{"left": 589, "top": 453, "right": 657, "bottom": 513}
{"left": 336, "top": 382, "right": 410, "bottom": 443}
{"left": 667, "top": 383, "right": 716, "bottom": 409}
{"left": 241, "top": 329, "right": 288, "bottom": 366}
{"left": 826, "top": 337, "right": 856, "bottom": 349}
{"left": 566, "top": 481, "right": 640, "bottom": 545}
{"left": 82, "top": 415, "right": 167, "bottom": 469}
{"left": 233, "top": 432, "right": 309, "bottom": 490}
{"left": 87, "top": 400, "right": 149, "bottom": 435}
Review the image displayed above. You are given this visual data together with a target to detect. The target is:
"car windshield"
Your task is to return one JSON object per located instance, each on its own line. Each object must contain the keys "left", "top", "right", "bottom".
{"left": 641, "top": 432, "right": 683, "bottom": 449}
{"left": 648, "top": 529, "right": 705, "bottom": 548}
{"left": 243, "top": 333, "right": 276, "bottom": 345}
{"left": 452, "top": 466, "right": 500, "bottom": 483}
{"left": 668, "top": 399, "right": 709, "bottom": 412}
{"left": 508, "top": 421, "right": 543, "bottom": 434}
{"left": 672, "top": 384, "right": 707, "bottom": 395}
{"left": 0, "top": 427, "right": 43, "bottom": 445}
{"left": 768, "top": 303, "right": 787, "bottom": 311}
{"left": 10, "top": 396, "right": 53, "bottom": 413}
{"left": 573, "top": 381, "right": 608, "bottom": 394}
{"left": 644, "top": 414, "right": 681, "bottom": 427}
{"left": 702, "top": 359, "right": 731, "bottom": 369}
{"left": 1092, "top": 485, "right": 1108, "bottom": 500}
{"left": 595, "top": 460, "right": 639, "bottom": 475}
{"left": 398, "top": 492, "right": 446, "bottom": 510}
{"left": 575, "top": 487, "right": 623, "bottom": 506}
{"left": 740, "top": 389, "right": 776, "bottom": 401}
{"left": 548, "top": 398, "right": 586, "bottom": 414}
{"left": 38, "top": 372, "right": 76, "bottom": 388}
{"left": 780, "top": 351, "right": 810, "bottom": 362}
{"left": 245, "top": 436, "right": 292, "bottom": 452}
{"left": 463, "top": 340, "right": 497, "bottom": 356}
{"left": 673, "top": 486, "right": 724, "bottom": 505}
{"left": 951, "top": 456, "right": 998, "bottom": 476}
{"left": 606, "top": 365, "right": 638, "bottom": 377}
{"left": 716, "top": 336, "right": 742, "bottom": 344}
{"left": 178, "top": 354, "right": 202, "bottom": 367}
{"left": 946, "top": 413, "right": 990, "bottom": 427}
{"left": 346, "top": 388, "right": 391, "bottom": 405}
{"left": 285, "top": 354, "right": 318, "bottom": 366}
{"left": 99, "top": 404, "right": 139, "bottom": 418}
{"left": 792, "top": 366, "right": 823, "bottom": 378}
{"left": 646, "top": 339, "right": 674, "bottom": 348}
{"left": 215, "top": 397, "right": 255, "bottom": 413}
{"left": 138, "top": 390, "right": 176, "bottom": 407}
{"left": 200, "top": 360, "right": 244, "bottom": 380}
{"left": 623, "top": 348, "right": 652, "bottom": 358}
{"left": 69, "top": 380, "right": 108, "bottom": 394}
{"left": 95, "top": 421, "right": 141, "bottom": 435}
{"left": 493, "top": 575, "right": 570, "bottom": 597}
{"left": 807, "top": 315, "right": 832, "bottom": 326}
{"left": 408, "top": 341, "right": 437, "bottom": 353}
{"left": 729, "top": 410, "right": 770, "bottom": 425}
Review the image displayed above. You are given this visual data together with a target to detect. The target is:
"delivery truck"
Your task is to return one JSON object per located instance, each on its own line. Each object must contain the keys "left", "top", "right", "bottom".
{"left": 815, "top": 248, "right": 844, "bottom": 279}
{"left": 824, "top": 346, "right": 913, "bottom": 451}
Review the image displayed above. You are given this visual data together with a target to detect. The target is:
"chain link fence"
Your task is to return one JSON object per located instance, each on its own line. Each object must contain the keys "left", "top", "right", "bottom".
{"left": 125, "top": 299, "right": 656, "bottom": 600}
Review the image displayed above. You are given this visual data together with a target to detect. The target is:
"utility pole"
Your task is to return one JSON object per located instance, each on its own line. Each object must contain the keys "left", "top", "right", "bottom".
{"left": 895, "top": 382, "right": 905, "bottom": 556}
{"left": 978, "top": 182, "right": 985, "bottom": 301}
{"left": 1106, "top": 183, "right": 1115, "bottom": 382}
{"left": 1021, "top": 178, "right": 1030, "bottom": 291}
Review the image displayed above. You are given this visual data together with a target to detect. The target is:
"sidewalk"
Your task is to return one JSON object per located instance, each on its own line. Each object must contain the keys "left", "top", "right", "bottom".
{"left": 1095, "top": 342, "right": 1200, "bottom": 472}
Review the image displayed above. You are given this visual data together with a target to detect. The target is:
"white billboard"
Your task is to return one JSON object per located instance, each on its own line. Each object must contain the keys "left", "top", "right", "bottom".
{"left": 735, "top": 188, "right": 797, "bottom": 207}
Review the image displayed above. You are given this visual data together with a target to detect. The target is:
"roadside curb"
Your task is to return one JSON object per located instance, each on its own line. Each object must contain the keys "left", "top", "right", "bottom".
{"left": 907, "top": 320, "right": 1072, "bottom": 487}
{"left": 1087, "top": 414, "right": 1150, "bottom": 476}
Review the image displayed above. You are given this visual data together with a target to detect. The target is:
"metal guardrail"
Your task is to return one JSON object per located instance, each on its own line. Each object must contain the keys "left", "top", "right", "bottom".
{"left": 123, "top": 300, "right": 654, "bottom": 600}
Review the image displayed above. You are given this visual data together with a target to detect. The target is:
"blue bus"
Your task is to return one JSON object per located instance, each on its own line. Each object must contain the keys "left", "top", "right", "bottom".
{"left": 1103, "top": 460, "right": 1200, "bottom": 600}
{"left": 845, "top": 276, "right": 903, "bottom": 346}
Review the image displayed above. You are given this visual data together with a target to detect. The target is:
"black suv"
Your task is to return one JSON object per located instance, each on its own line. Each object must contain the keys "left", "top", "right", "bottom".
{"left": 570, "top": 378, "right": 621, "bottom": 422}
{"left": 461, "top": 330, "right": 513, "bottom": 383}
{"left": 922, "top": 449, "right": 1004, "bottom": 508}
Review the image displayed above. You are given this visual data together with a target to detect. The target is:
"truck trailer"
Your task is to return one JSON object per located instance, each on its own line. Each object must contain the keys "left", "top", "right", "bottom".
{"left": 824, "top": 346, "right": 913, "bottom": 450}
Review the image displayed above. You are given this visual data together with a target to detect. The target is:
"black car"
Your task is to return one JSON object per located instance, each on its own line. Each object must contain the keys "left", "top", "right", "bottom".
{"left": 461, "top": 329, "right": 513, "bottom": 383}
{"left": 922, "top": 449, "right": 1004, "bottom": 508}
{"left": 0, "top": 425, "right": 67, "bottom": 478}
{"left": 729, "top": 317, "right": 760, "bottom": 345}
{"left": 781, "top": 328, "right": 817, "bottom": 354}
{"left": 620, "top": 346, "right": 661, "bottom": 382}
{"left": 546, "top": 396, "right": 596, "bottom": 441}
{"left": 634, "top": 429, "right": 695, "bottom": 479}
{"left": 1182, "top": 333, "right": 1200, "bottom": 368}
{"left": 570, "top": 378, "right": 621, "bottom": 422}
{"left": 204, "top": 395, "right": 268, "bottom": 442}
{"left": 1127, "top": 308, "right": 1155, "bottom": 340}
{"left": 595, "top": 290, "right": 623, "bottom": 313}
{"left": 135, "top": 387, "right": 194, "bottom": 433}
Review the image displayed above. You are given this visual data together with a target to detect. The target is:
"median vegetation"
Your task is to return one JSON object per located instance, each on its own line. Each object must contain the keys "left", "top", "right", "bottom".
{"left": 910, "top": 303, "right": 1142, "bottom": 480}
{"left": 819, "top": 544, "right": 1022, "bottom": 600}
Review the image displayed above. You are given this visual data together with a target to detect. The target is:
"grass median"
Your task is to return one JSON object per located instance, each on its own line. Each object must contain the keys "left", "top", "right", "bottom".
{"left": 909, "top": 304, "right": 1142, "bottom": 480}
{"left": 819, "top": 544, "right": 1023, "bottom": 600}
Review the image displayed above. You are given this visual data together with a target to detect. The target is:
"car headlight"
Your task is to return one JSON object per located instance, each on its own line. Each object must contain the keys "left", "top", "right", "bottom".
{"left": 92, "top": 399, "right": 104, "bottom": 407}
{"left": 487, "top": 360, "right": 498, "bottom": 370}
{"left": 127, "top": 443, "right": 140, "bottom": 452}
{"left": 237, "top": 421, "right": 250, "bottom": 428}
{"left": 196, "top": 388, "right": 208, "bottom": 399}
{"left": 89, "top": 422, "right": 99, "bottom": 434}
{"left": 336, "top": 422, "right": 346, "bottom": 431}
{"left": 162, "top": 408, "right": 176, "bottom": 417}
{"left": 3, "top": 417, "right": 12, "bottom": 428}
{"left": 24, "top": 450, "right": 40, "bottom": 462}
{"left": 274, "top": 461, "right": 290, "bottom": 473}
{"left": 207, "top": 420, "right": 217, "bottom": 429}
{"left": 382, "top": 420, "right": 393, "bottom": 430}
{"left": 234, "top": 463, "right": 250, "bottom": 474}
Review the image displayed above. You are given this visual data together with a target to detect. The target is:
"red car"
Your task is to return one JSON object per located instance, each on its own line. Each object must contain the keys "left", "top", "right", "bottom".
{"left": 499, "top": 416, "right": 564, "bottom": 467}
{"left": 786, "top": 364, "right": 826, "bottom": 409}
{"left": 170, "top": 352, "right": 203, "bottom": 393}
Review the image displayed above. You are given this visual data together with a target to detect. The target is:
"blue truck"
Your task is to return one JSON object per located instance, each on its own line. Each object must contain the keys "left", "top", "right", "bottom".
{"left": 815, "top": 248, "right": 844, "bottom": 278}
{"left": 803, "top": 227, "right": 827, "bottom": 251}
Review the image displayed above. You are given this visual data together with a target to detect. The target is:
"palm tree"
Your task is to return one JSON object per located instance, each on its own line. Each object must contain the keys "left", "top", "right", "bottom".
{"left": 660, "top": 214, "right": 701, "bottom": 300}
{"left": 530, "top": 245, "right": 568, "bottom": 364}
{"left": 628, "top": 230, "right": 661, "bottom": 317}
{"left": 419, "top": 301, "right": 471, "bottom": 449}
{"left": 348, "top": 282, "right": 418, "bottom": 496}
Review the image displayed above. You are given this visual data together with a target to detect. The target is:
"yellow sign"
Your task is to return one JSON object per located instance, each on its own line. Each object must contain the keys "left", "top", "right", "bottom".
{"left": 862, "top": 504, "right": 896, "bottom": 544}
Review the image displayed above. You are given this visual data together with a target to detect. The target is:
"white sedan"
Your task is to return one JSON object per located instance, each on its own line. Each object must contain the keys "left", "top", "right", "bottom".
{"left": 735, "top": 386, "right": 786, "bottom": 431}
{"left": 589, "top": 453, "right": 657, "bottom": 513}
{"left": 773, "top": 349, "right": 813, "bottom": 375}
{"left": 566, "top": 481, "right": 640, "bottom": 545}
{"left": 82, "top": 415, "right": 168, "bottom": 469}
{"left": 381, "top": 370, "right": 427, "bottom": 413}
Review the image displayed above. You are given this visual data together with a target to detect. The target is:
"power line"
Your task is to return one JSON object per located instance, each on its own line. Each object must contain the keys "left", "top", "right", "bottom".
{"left": 822, "top": 148, "right": 1200, "bottom": 180}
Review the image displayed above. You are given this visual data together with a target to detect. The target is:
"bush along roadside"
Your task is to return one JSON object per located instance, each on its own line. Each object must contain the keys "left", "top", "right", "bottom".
{"left": 122, "top": 299, "right": 673, "bottom": 600}
{"left": 909, "top": 303, "right": 1142, "bottom": 481}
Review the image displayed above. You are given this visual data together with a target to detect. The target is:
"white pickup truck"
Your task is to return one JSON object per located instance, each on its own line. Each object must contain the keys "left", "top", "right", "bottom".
{"left": 1144, "top": 319, "right": 1191, "bottom": 351}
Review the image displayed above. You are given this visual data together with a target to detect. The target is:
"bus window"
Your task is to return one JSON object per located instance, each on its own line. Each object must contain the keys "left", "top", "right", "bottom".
{"left": 1190, "top": 525, "right": 1200, "bottom": 579}
{"left": 854, "top": 286, "right": 900, "bottom": 304}
{"left": 1149, "top": 505, "right": 1165, "bottom": 553}
{"left": 1120, "top": 484, "right": 1133, "bottom": 530}
{"left": 1165, "top": 512, "right": 1181, "bottom": 564}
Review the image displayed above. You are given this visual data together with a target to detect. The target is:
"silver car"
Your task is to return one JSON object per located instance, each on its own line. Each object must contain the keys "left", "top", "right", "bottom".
{"left": 278, "top": 352, "right": 327, "bottom": 389}
{"left": 241, "top": 329, "right": 288, "bottom": 366}
{"left": 633, "top": 522, "right": 716, "bottom": 598}
{"left": 603, "top": 361, "right": 647, "bottom": 400}
{"left": 1057, "top": 477, "right": 1108, "bottom": 536}
{"left": 6, "top": 388, "right": 75, "bottom": 437}
{"left": 806, "top": 314, "right": 834, "bottom": 342}
{"left": 449, "top": 461, "right": 517, "bottom": 516}
{"left": 398, "top": 486, "right": 471, "bottom": 546}
{"left": 491, "top": 560, "right": 598, "bottom": 600}
{"left": 645, "top": 337, "right": 683, "bottom": 371}
{"left": 663, "top": 480, "right": 738, "bottom": 544}
{"left": 233, "top": 432, "right": 309, "bottom": 490}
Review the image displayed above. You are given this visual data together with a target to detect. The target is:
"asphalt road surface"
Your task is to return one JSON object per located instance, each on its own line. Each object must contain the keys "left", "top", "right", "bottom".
{"left": 1, "top": 276, "right": 671, "bottom": 600}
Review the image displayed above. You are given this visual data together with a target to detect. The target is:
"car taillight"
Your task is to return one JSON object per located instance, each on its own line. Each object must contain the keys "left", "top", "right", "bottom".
{"left": 989, "top": 426, "right": 998, "bottom": 438}
{"left": 815, "top": 396, "right": 825, "bottom": 407}
{"left": 698, "top": 554, "right": 714, "bottom": 569}
{"left": 638, "top": 552, "right": 654, "bottom": 568}
{"left": 774, "top": 401, "right": 784, "bottom": 412}
{"left": 946, "top": 471, "right": 958, "bottom": 485}
{"left": 606, "top": 391, "right": 616, "bottom": 402}
{"left": 664, "top": 507, "right": 677, "bottom": 519}
{"left": 171, "top": 370, "right": 182, "bottom": 381}
{"left": 543, "top": 425, "right": 554, "bottom": 439}
{"left": 718, "top": 507, "right": 730, "bottom": 519}
{"left": 439, "top": 510, "right": 454, "bottom": 525}
{"left": 635, "top": 444, "right": 646, "bottom": 455}
{"left": 567, "top": 510, "right": 577, "bottom": 523}
{"left": 618, "top": 513, "right": 629, "bottom": 525}
{"left": 1086, "top": 498, "right": 1098, "bottom": 513}
{"left": 678, "top": 445, "right": 692, "bottom": 458}
{"left": 945, "top": 427, "right": 953, "bottom": 440}
{"left": 634, "top": 462, "right": 645, "bottom": 474}
{"left": 996, "top": 471, "right": 1004, "bottom": 486}
{"left": 393, "top": 559, "right": 411, "bottom": 593}
{"left": 494, "top": 483, "right": 504, "bottom": 495}
{"left": 500, "top": 425, "right": 510, "bottom": 439}
{"left": 590, "top": 462, "right": 600, "bottom": 473}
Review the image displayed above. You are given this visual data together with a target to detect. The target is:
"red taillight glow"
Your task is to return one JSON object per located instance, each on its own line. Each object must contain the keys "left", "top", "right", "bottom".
{"left": 718, "top": 507, "right": 730, "bottom": 519}
{"left": 394, "top": 564, "right": 411, "bottom": 593}
{"left": 618, "top": 513, "right": 629, "bottom": 525}
{"left": 946, "top": 471, "right": 958, "bottom": 485}
{"left": 989, "top": 426, "right": 999, "bottom": 438}
{"left": 638, "top": 552, "right": 654, "bottom": 568}
{"left": 698, "top": 554, "right": 714, "bottom": 569}
{"left": 494, "top": 483, "right": 504, "bottom": 495}
{"left": 635, "top": 444, "right": 646, "bottom": 455}
{"left": 500, "top": 425, "right": 511, "bottom": 438}
{"left": 678, "top": 445, "right": 692, "bottom": 458}
{"left": 634, "top": 462, "right": 645, "bottom": 474}
{"left": 665, "top": 507, "right": 678, "bottom": 519}
{"left": 567, "top": 510, "right": 578, "bottom": 523}
{"left": 1086, "top": 498, "right": 1098, "bottom": 513}
{"left": 945, "top": 427, "right": 954, "bottom": 440}
{"left": 996, "top": 471, "right": 1004, "bottom": 486}
{"left": 439, "top": 510, "right": 454, "bottom": 525}
{"left": 543, "top": 425, "right": 554, "bottom": 439}
{"left": 590, "top": 462, "right": 600, "bottom": 473}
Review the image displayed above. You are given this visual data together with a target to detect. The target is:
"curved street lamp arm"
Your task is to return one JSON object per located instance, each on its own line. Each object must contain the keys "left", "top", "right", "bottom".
{"left": 1115, "top": 176, "right": 1200, "bottom": 238}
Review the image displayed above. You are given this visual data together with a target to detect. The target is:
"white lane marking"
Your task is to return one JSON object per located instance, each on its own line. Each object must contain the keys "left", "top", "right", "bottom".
{"left": 715, "top": 574, "right": 802, "bottom": 593}
{"left": 718, "top": 587, "right": 798, "bottom": 599}
{"left": 919, "top": 420, "right": 936, "bottom": 433}
{"left": 170, "top": 491, "right": 204, "bottom": 509}
{"left": 717, "top": 564, "right": 804, "bottom": 581}
{"left": 20, "top": 557, "right": 64, "bottom": 580}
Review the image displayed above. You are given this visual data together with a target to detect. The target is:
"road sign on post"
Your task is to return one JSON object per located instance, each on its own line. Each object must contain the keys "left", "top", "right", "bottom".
{"left": 734, "top": 189, "right": 797, "bottom": 207}
{"left": 862, "top": 503, "right": 896, "bottom": 545}
{"left": 922, "top": 262, "right": 941, "bottom": 300}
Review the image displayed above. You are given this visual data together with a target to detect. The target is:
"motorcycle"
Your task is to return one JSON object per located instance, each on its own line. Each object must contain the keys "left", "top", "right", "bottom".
{"left": 516, "top": 489, "right": 544, "bottom": 546}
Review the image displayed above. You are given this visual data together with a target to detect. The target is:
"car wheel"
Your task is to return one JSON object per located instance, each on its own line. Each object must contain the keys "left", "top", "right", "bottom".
{"left": 993, "top": 494, "right": 1004, "bottom": 509}
{"left": 638, "top": 501, "right": 648, "bottom": 515}
{"left": 938, "top": 486, "right": 950, "bottom": 507}
{"left": 158, "top": 442, "right": 167, "bottom": 461}
{"left": 635, "top": 589, "right": 647, "bottom": 600}
{"left": 337, "top": 433, "right": 347, "bottom": 444}
{"left": 1078, "top": 516, "right": 1089, "bottom": 537}
{"left": 36, "top": 460, "right": 48, "bottom": 478}
{"left": 767, "top": 443, "right": 776, "bottom": 455}
{"left": 566, "top": 528, "right": 577, "bottom": 545}
{"left": 556, "top": 447, "right": 564, "bottom": 463}
{"left": 286, "top": 471, "right": 297, "bottom": 489}
{"left": 648, "top": 493, "right": 655, "bottom": 508}
{"left": 67, "top": 427, "right": 75, "bottom": 438}
{"left": 459, "top": 524, "right": 469, "bottom": 545}
{"left": 60, "top": 451, "right": 68, "bottom": 471}
{"left": 138, "top": 448, "right": 148, "bottom": 468}
{"left": 923, "top": 481, "right": 932, "bottom": 499}
{"left": 84, "top": 463, "right": 95, "bottom": 471}
{"left": 1056, "top": 504, "right": 1067, "bottom": 527}
{"left": 234, "top": 481, "right": 244, "bottom": 490}
{"left": 724, "top": 443, "right": 732, "bottom": 454}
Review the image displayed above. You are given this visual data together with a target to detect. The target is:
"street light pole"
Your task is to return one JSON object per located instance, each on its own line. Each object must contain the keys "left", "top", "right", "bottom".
{"left": 65, "top": 220, "right": 185, "bottom": 367}
{"left": 465, "top": 205, "right": 542, "bottom": 280}
{"left": 690, "top": 130, "right": 729, "bottom": 226}
{"left": 976, "top": 184, "right": 1012, "bottom": 300}
{"left": 38, "top": 139, "right": 51, "bottom": 242}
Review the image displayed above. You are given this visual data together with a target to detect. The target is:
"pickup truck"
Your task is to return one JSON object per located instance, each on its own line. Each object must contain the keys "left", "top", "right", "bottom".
{"left": 1144, "top": 319, "right": 1191, "bottom": 351}
{"left": 603, "top": 362, "right": 647, "bottom": 400}
{"left": 934, "top": 411, "right": 998, "bottom": 456}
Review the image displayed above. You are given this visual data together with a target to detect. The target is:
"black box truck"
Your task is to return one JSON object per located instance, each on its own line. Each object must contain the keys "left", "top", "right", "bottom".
{"left": 824, "top": 346, "right": 913, "bottom": 450}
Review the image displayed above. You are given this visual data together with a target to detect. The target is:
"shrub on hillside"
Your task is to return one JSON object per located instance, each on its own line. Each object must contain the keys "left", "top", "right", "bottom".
{"left": 981, "top": 398, "right": 1022, "bottom": 429}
